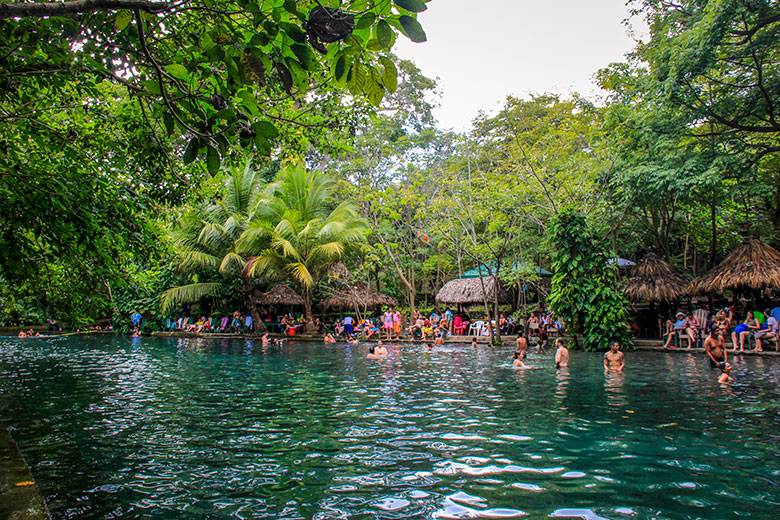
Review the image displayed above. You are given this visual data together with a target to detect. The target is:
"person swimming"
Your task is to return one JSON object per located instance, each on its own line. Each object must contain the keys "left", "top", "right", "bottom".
{"left": 375, "top": 341, "right": 387, "bottom": 356}
{"left": 718, "top": 362, "right": 734, "bottom": 383}
{"left": 366, "top": 345, "right": 380, "bottom": 359}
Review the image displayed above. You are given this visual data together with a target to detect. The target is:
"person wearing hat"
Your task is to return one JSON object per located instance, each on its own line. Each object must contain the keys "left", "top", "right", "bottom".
{"left": 662, "top": 311, "right": 689, "bottom": 349}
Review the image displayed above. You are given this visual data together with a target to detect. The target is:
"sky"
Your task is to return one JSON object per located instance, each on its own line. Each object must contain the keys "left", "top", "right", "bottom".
{"left": 393, "top": 0, "right": 647, "bottom": 131}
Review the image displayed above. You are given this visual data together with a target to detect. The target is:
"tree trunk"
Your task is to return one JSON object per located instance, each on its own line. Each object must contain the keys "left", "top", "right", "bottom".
{"left": 304, "top": 288, "right": 313, "bottom": 333}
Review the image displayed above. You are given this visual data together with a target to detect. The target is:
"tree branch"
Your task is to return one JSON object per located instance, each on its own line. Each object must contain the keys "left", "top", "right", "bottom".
{"left": 0, "top": 0, "right": 172, "bottom": 19}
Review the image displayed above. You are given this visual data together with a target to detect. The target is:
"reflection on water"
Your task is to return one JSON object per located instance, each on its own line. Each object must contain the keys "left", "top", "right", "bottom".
{"left": 1, "top": 336, "right": 780, "bottom": 519}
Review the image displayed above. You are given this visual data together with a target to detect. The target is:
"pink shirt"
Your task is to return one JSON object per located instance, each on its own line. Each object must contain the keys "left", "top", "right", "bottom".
{"left": 393, "top": 312, "right": 401, "bottom": 323}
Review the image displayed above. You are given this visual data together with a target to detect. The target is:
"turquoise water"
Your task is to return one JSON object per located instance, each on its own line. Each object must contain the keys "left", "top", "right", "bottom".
{"left": 1, "top": 335, "right": 779, "bottom": 519}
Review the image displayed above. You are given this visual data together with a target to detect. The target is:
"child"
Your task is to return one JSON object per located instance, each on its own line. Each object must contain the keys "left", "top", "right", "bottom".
{"left": 471, "top": 337, "right": 478, "bottom": 348}
{"left": 718, "top": 362, "right": 734, "bottom": 384}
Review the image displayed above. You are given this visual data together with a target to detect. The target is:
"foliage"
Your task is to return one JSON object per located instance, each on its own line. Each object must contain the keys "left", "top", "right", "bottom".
{"left": 548, "top": 209, "right": 630, "bottom": 351}
{"left": 240, "top": 160, "right": 369, "bottom": 322}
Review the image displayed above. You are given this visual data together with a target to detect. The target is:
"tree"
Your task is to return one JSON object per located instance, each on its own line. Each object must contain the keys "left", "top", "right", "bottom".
{"left": 240, "top": 161, "right": 368, "bottom": 328}
{"left": 161, "top": 160, "right": 268, "bottom": 328}
{"left": 547, "top": 209, "right": 630, "bottom": 351}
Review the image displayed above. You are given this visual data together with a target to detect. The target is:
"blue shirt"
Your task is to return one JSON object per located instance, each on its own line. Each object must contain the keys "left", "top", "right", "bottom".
{"left": 131, "top": 312, "right": 142, "bottom": 326}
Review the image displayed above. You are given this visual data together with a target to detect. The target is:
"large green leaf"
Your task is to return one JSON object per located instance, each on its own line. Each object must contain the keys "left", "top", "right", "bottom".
{"left": 376, "top": 19, "right": 395, "bottom": 49}
{"left": 164, "top": 64, "right": 190, "bottom": 81}
{"left": 398, "top": 15, "right": 427, "bottom": 43}
{"left": 395, "top": 0, "right": 427, "bottom": 13}
{"left": 115, "top": 10, "right": 132, "bottom": 31}
{"left": 183, "top": 137, "right": 199, "bottom": 165}
{"left": 206, "top": 145, "right": 220, "bottom": 175}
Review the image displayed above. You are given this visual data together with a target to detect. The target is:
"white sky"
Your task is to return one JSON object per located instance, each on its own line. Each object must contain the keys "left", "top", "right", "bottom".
{"left": 393, "top": 0, "right": 646, "bottom": 131}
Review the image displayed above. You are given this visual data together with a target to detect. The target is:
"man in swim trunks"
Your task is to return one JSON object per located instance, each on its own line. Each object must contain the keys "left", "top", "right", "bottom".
{"left": 704, "top": 328, "right": 728, "bottom": 369}
{"left": 555, "top": 338, "right": 569, "bottom": 369}
{"left": 604, "top": 341, "right": 625, "bottom": 372}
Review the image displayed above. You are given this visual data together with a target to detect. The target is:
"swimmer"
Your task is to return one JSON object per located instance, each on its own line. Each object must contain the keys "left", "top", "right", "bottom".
{"left": 471, "top": 337, "right": 478, "bottom": 348}
{"left": 324, "top": 333, "right": 336, "bottom": 343}
{"left": 375, "top": 341, "right": 387, "bottom": 356}
{"left": 366, "top": 345, "right": 380, "bottom": 359}
{"left": 427, "top": 343, "right": 434, "bottom": 350}
{"left": 17, "top": 330, "right": 27, "bottom": 337}
{"left": 261, "top": 332, "right": 270, "bottom": 347}
{"left": 513, "top": 350, "right": 527, "bottom": 368}
{"left": 434, "top": 335, "right": 445, "bottom": 348}
{"left": 718, "top": 362, "right": 734, "bottom": 384}
{"left": 604, "top": 340, "right": 625, "bottom": 372}
{"left": 554, "top": 338, "right": 569, "bottom": 369}
{"left": 346, "top": 338, "right": 359, "bottom": 344}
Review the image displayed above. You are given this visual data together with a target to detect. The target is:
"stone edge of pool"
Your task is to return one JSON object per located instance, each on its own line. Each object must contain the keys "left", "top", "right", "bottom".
{"left": 0, "top": 425, "right": 50, "bottom": 520}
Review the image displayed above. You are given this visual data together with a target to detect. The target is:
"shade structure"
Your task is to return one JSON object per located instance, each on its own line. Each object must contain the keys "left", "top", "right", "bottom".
{"left": 622, "top": 253, "right": 688, "bottom": 302}
{"left": 436, "top": 276, "right": 512, "bottom": 305}
{"left": 608, "top": 257, "right": 636, "bottom": 269}
{"left": 320, "top": 282, "right": 397, "bottom": 309}
{"left": 686, "top": 237, "right": 780, "bottom": 295}
{"left": 461, "top": 262, "right": 552, "bottom": 278}
{"left": 256, "top": 283, "right": 305, "bottom": 306}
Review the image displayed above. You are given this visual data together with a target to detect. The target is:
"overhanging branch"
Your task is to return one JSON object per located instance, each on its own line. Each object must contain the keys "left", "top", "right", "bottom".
{"left": 0, "top": 0, "right": 173, "bottom": 19}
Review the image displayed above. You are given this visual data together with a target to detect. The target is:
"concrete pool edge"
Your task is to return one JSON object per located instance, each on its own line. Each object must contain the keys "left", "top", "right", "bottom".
{"left": 0, "top": 425, "right": 50, "bottom": 520}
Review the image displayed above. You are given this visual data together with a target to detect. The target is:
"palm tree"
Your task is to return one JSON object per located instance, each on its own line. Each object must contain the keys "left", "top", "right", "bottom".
{"left": 238, "top": 161, "right": 368, "bottom": 329}
{"left": 161, "top": 161, "right": 268, "bottom": 327}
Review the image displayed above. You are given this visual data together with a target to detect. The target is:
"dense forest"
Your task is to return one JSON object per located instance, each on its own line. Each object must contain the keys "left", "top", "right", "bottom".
{"left": 2, "top": 0, "right": 779, "bottom": 343}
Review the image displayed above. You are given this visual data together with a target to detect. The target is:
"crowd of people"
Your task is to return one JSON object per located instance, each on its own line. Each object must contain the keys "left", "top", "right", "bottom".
{"left": 660, "top": 306, "right": 779, "bottom": 352}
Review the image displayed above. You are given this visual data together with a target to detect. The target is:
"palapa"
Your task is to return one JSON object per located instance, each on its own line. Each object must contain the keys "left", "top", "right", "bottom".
{"left": 256, "top": 283, "right": 305, "bottom": 306}
{"left": 321, "top": 282, "right": 397, "bottom": 309}
{"left": 622, "top": 253, "right": 688, "bottom": 302}
{"left": 686, "top": 237, "right": 780, "bottom": 294}
{"left": 435, "top": 277, "right": 511, "bottom": 304}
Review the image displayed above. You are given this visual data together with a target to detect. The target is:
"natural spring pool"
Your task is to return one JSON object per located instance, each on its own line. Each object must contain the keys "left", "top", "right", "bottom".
{"left": 1, "top": 335, "right": 779, "bottom": 519}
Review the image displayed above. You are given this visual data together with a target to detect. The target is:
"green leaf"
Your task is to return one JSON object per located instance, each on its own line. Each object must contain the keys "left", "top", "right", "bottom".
{"left": 183, "top": 137, "right": 199, "bottom": 165}
{"left": 290, "top": 44, "right": 315, "bottom": 71}
{"left": 115, "top": 10, "right": 132, "bottom": 31}
{"left": 334, "top": 54, "right": 349, "bottom": 83}
{"left": 398, "top": 15, "right": 427, "bottom": 42}
{"left": 356, "top": 12, "right": 377, "bottom": 30}
{"left": 281, "top": 23, "right": 307, "bottom": 44}
{"left": 206, "top": 145, "right": 220, "bottom": 175}
{"left": 162, "top": 112, "right": 174, "bottom": 135}
{"left": 253, "top": 132, "right": 271, "bottom": 154}
{"left": 395, "top": 0, "right": 427, "bottom": 13}
{"left": 254, "top": 120, "right": 279, "bottom": 138}
{"left": 376, "top": 19, "right": 395, "bottom": 49}
{"left": 164, "top": 64, "right": 190, "bottom": 81}
{"left": 379, "top": 56, "right": 397, "bottom": 93}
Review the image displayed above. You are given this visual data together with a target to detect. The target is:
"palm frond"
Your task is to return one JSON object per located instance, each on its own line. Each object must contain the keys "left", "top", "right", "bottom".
{"left": 287, "top": 261, "right": 314, "bottom": 288}
{"left": 160, "top": 283, "right": 225, "bottom": 313}
{"left": 179, "top": 250, "right": 221, "bottom": 271}
{"left": 219, "top": 252, "right": 246, "bottom": 275}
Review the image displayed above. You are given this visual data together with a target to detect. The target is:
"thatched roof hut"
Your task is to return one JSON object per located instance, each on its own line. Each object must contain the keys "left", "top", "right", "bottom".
{"left": 436, "top": 276, "right": 511, "bottom": 305}
{"left": 686, "top": 237, "right": 780, "bottom": 295}
{"left": 256, "top": 283, "right": 305, "bottom": 306}
{"left": 622, "top": 253, "right": 688, "bottom": 302}
{"left": 320, "top": 282, "right": 398, "bottom": 309}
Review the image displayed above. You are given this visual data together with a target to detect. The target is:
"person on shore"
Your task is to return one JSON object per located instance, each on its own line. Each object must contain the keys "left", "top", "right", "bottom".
{"left": 604, "top": 341, "right": 625, "bottom": 372}
{"left": 231, "top": 311, "right": 242, "bottom": 333}
{"left": 383, "top": 309, "right": 393, "bottom": 340}
{"left": 324, "top": 332, "right": 336, "bottom": 343}
{"left": 343, "top": 315, "right": 354, "bottom": 337}
{"left": 718, "top": 362, "right": 734, "bottom": 384}
{"left": 555, "top": 339, "right": 569, "bottom": 369}
{"left": 392, "top": 308, "right": 402, "bottom": 340}
{"left": 732, "top": 311, "right": 760, "bottom": 352}
{"left": 684, "top": 312, "right": 700, "bottom": 349}
{"left": 754, "top": 308, "right": 778, "bottom": 352}
{"left": 130, "top": 310, "right": 142, "bottom": 329}
{"left": 704, "top": 328, "right": 728, "bottom": 369}
{"left": 515, "top": 336, "right": 528, "bottom": 357}
{"left": 375, "top": 341, "right": 387, "bottom": 356}
{"left": 131, "top": 327, "right": 141, "bottom": 337}
{"left": 662, "top": 312, "right": 688, "bottom": 349}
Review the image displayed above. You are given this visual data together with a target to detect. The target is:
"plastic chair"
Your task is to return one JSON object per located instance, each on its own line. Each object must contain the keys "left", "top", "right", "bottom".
{"left": 219, "top": 317, "right": 229, "bottom": 331}
{"left": 453, "top": 316, "right": 463, "bottom": 335}
{"left": 467, "top": 320, "right": 484, "bottom": 336}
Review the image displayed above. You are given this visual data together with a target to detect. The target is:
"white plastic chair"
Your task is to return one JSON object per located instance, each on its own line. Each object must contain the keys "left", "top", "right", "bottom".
{"left": 467, "top": 320, "right": 484, "bottom": 336}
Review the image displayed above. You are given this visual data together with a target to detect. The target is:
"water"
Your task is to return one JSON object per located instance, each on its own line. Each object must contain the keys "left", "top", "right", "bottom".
{"left": 1, "top": 335, "right": 779, "bottom": 519}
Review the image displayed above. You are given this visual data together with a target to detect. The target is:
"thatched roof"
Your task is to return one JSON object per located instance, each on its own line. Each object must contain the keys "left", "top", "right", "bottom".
{"left": 622, "top": 253, "right": 688, "bottom": 302}
{"left": 320, "top": 282, "right": 397, "bottom": 309}
{"left": 256, "top": 283, "right": 305, "bottom": 306}
{"left": 686, "top": 237, "right": 780, "bottom": 294}
{"left": 436, "top": 276, "right": 511, "bottom": 304}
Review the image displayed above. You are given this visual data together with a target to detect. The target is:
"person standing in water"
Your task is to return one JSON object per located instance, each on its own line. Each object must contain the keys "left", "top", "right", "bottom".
{"left": 375, "top": 341, "right": 387, "bottom": 356}
{"left": 554, "top": 338, "right": 569, "bottom": 369}
{"left": 604, "top": 340, "right": 625, "bottom": 372}
{"left": 515, "top": 335, "right": 528, "bottom": 357}
{"left": 704, "top": 328, "right": 728, "bottom": 369}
